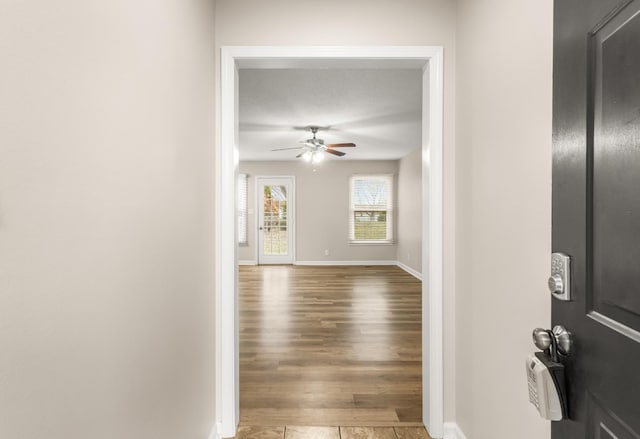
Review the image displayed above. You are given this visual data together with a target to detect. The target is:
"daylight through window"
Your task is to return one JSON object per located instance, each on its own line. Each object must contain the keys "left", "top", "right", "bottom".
{"left": 238, "top": 174, "right": 248, "bottom": 245}
{"left": 349, "top": 174, "right": 394, "bottom": 243}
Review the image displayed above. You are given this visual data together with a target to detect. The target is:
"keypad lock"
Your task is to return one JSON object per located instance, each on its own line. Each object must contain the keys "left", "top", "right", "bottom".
{"left": 549, "top": 253, "right": 571, "bottom": 301}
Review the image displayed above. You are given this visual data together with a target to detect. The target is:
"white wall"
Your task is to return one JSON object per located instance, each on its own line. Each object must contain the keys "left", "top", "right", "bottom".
{"left": 455, "top": 0, "right": 553, "bottom": 438}
{"left": 239, "top": 160, "right": 399, "bottom": 263}
{"left": 0, "top": 2, "right": 215, "bottom": 438}
{"left": 397, "top": 148, "right": 423, "bottom": 274}
{"left": 215, "top": 0, "right": 458, "bottom": 421}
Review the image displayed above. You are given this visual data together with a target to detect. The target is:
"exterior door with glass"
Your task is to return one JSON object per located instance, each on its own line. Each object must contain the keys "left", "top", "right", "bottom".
{"left": 257, "top": 177, "right": 294, "bottom": 264}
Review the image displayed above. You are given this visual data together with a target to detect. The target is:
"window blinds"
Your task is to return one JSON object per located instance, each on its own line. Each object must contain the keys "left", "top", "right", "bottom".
{"left": 238, "top": 174, "right": 248, "bottom": 245}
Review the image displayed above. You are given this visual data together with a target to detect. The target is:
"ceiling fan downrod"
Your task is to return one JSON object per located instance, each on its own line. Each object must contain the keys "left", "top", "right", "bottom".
{"left": 308, "top": 126, "right": 321, "bottom": 144}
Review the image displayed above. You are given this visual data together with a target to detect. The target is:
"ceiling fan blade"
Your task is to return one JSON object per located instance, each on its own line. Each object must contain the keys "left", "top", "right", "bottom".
{"left": 271, "top": 146, "right": 304, "bottom": 151}
{"left": 324, "top": 149, "right": 346, "bottom": 157}
{"left": 296, "top": 151, "right": 308, "bottom": 158}
{"left": 326, "top": 143, "right": 356, "bottom": 148}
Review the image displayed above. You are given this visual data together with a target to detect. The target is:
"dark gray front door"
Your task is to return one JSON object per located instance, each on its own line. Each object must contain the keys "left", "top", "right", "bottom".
{"left": 553, "top": 0, "right": 640, "bottom": 437}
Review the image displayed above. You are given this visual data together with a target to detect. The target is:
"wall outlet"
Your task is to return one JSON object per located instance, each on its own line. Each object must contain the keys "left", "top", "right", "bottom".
{"left": 324, "top": 249, "right": 329, "bottom": 256}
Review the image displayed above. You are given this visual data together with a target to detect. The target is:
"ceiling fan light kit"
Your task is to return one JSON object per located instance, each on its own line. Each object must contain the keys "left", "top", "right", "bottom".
{"left": 305, "top": 151, "right": 324, "bottom": 165}
{"left": 271, "top": 125, "right": 356, "bottom": 163}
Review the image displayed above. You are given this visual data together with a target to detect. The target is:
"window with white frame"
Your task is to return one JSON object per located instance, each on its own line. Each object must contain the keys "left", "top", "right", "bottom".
{"left": 349, "top": 174, "right": 394, "bottom": 243}
{"left": 238, "top": 174, "right": 248, "bottom": 245}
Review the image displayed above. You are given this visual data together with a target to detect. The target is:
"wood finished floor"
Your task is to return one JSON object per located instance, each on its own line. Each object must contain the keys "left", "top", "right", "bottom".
{"left": 239, "top": 265, "right": 423, "bottom": 427}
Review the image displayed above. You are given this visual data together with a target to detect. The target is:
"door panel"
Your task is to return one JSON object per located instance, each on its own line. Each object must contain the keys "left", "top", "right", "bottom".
{"left": 553, "top": 0, "right": 640, "bottom": 438}
{"left": 257, "top": 177, "right": 294, "bottom": 264}
{"left": 589, "top": 394, "right": 639, "bottom": 439}
{"left": 591, "top": 3, "right": 640, "bottom": 333}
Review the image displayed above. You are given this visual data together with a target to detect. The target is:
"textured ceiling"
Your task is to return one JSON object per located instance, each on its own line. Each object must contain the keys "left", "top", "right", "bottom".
{"left": 238, "top": 69, "right": 422, "bottom": 161}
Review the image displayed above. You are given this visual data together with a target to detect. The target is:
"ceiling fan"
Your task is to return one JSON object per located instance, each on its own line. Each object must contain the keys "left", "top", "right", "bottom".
{"left": 271, "top": 126, "right": 356, "bottom": 163}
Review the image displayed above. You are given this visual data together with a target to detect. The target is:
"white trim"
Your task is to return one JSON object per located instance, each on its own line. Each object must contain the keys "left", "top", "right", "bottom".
{"left": 216, "top": 46, "right": 239, "bottom": 439}
{"left": 397, "top": 261, "right": 423, "bottom": 280}
{"left": 225, "top": 45, "right": 443, "bottom": 63}
{"left": 208, "top": 423, "right": 221, "bottom": 439}
{"left": 423, "top": 46, "right": 445, "bottom": 439}
{"left": 217, "top": 45, "right": 445, "bottom": 439}
{"left": 443, "top": 423, "right": 468, "bottom": 439}
{"left": 295, "top": 260, "right": 397, "bottom": 266}
{"left": 348, "top": 242, "right": 396, "bottom": 246}
{"left": 238, "top": 260, "right": 257, "bottom": 266}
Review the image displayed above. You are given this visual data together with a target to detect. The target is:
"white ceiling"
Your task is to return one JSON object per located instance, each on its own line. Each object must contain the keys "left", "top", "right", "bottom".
{"left": 238, "top": 68, "right": 422, "bottom": 161}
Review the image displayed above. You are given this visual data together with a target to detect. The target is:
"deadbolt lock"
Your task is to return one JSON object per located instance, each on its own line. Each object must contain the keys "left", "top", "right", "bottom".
{"left": 548, "top": 275, "right": 564, "bottom": 295}
{"left": 549, "top": 253, "right": 571, "bottom": 301}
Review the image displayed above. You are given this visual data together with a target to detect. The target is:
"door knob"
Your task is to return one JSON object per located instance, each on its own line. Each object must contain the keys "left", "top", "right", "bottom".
{"left": 532, "top": 325, "right": 573, "bottom": 362}
{"left": 553, "top": 325, "right": 572, "bottom": 356}
{"left": 533, "top": 328, "right": 552, "bottom": 351}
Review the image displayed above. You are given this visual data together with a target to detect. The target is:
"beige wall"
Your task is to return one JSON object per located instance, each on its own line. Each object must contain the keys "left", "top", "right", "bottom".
{"left": 397, "top": 149, "right": 423, "bottom": 274}
{"left": 216, "top": 0, "right": 458, "bottom": 421}
{"left": 0, "top": 0, "right": 558, "bottom": 436}
{"left": 455, "top": 0, "right": 553, "bottom": 438}
{"left": 239, "top": 160, "right": 399, "bottom": 263}
{"left": 0, "top": 2, "right": 215, "bottom": 438}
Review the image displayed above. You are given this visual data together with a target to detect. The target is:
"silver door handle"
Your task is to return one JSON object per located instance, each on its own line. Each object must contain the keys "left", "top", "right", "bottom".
{"left": 532, "top": 325, "right": 573, "bottom": 361}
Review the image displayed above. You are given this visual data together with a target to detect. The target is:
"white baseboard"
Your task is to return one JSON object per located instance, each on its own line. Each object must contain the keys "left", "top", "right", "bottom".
{"left": 238, "top": 260, "right": 257, "bottom": 265}
{"left": 295, "top": 260, "right": 397, "bottom": 266}
{"left": 396, "top": 261, "right": 422, "bottom": 280}
{"left": 443, "top": 422, "right": 468, "bottom": 439}
{"left": 208, "top": 423, "right": 222, "bottom": 439}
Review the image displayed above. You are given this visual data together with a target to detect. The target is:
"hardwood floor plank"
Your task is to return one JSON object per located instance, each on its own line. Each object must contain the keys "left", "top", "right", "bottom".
{"left": 394, "top": 408, "right": 424, "bottom": 423}
{"left": 240, "top": 265, "right": 422, "bottom": 426}
{"left": 240, "top": 408, "right": 400, "bottom": 426}
{"left": 353, "top": 393, "right": 422, "bottom": 409}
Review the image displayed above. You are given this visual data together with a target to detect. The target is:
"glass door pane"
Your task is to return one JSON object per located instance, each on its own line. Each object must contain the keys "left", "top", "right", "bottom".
{"left": 262, "top": 185, "right": 288, "bottom": 256}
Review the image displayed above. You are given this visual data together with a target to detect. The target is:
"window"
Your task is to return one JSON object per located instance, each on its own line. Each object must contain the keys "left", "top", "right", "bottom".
{"left": 238, "top": 173, "right": 248, "bottom": 245}
{"left": 349, "top": 174, "right": 394, "bottom": 243}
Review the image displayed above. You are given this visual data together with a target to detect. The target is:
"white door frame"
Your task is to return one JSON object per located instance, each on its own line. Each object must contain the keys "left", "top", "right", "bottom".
{"left": 256, "top": 176, "right": 296, "bottom": 265}
{"left": 215, "top": 46, "right": 444, "bottom": 438}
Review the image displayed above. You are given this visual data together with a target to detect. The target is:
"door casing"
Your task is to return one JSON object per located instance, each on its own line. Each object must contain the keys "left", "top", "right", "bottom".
{"left": 215, "top": 46, "right": 444, "bottom": 438}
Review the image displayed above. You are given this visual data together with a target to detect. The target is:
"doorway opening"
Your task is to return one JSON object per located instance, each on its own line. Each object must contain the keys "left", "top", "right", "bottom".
{"left": 215, "top": 46, "right": 444, "bottom": 438}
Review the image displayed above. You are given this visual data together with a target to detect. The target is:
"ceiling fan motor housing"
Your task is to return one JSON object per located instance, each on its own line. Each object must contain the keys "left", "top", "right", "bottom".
{"left": 306, "top": 138, "right": 324, "bottom": 146}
